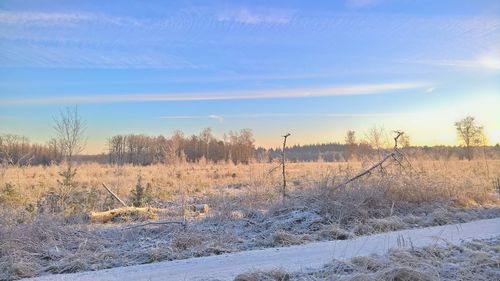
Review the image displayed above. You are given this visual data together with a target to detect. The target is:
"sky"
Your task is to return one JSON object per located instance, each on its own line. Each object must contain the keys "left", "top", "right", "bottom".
{"left": 0, "top": 0, "right": 499, "bottom": 154}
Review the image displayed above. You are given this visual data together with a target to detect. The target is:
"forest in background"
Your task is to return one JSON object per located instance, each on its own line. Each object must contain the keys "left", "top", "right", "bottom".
{"left": 1, "top": 128, "right": 499, "bottom": 166}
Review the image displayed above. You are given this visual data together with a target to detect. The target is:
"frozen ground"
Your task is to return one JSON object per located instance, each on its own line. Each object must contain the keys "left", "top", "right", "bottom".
{"left": 24, "top": 217, "right": 500, "bottom": 281}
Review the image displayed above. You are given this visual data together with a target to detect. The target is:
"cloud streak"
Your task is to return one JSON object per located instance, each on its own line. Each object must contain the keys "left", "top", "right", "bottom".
{"left": 0, "top": 81, "right": 433, "bottom": 105}
{"left": 0, "top": 11, "right": 92, "bottom": 24}
{"left": 0, "top": 11, "right": 134, "bottom": 26}
{"left": 401, "top": 52, "right": 500, "bottom": 70}
{"left": 159, "top": 112, "right": 413, "bottom": 120}
{"left": 346, "top": 0, "right": 383, "bottom": 8}
{"left": 159, "top": 114, "right": 225, "bottom": 122}
{"left": 216, "top": 7, "right": 294, "bottom": 24}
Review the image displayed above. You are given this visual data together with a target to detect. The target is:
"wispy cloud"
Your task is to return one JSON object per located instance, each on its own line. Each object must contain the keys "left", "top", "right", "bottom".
{"left": 0, "top": 9, "right": 293, "bottom": 28}
{"left": 208, "top": 114, "right": 224, "bottom": 122}
{"left": 1, "top": 9, "right": 498, "bottom": 70}
{"left": 425, "top": 87, "right": 436, "bottom": 93}
{"left": 159, "top": 112, "right": 414, "bottom": 120}
{"left": 0, "top": 11, "right": 134, "bottom": 26}
{"left": 0, "top": 11, "right": 92, "bottom": 24}
{"left": 345, "top": 0, "right": 383, "bottom": 8}
{"left": 0, "top": 43, "right": 198, "bottom": 69}
{"left": 402, "top": 53, "right": 500, "bottom": 70}
{"left": 217, "top": 7, "right": 294, "bottom": 24}
{"left": 0, "top": 81, "right": 433, "bottom": 105}
{"left": 160, "top": 114, "right": 225, "bottom": 122}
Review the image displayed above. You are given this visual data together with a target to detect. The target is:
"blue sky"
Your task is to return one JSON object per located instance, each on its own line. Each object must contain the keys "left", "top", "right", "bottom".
{"left": 0, "top": 0, "right": 499, "bottom": 153}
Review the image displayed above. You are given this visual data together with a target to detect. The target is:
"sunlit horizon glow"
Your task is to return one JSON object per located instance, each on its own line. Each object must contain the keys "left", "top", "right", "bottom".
{"left": 0, "top": 0, "right": 499, "bottom": 154}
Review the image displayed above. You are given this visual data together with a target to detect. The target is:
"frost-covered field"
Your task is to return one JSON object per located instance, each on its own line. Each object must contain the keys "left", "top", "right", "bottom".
{"left": 1, "top": 161, "right": 499, "bottom": 280}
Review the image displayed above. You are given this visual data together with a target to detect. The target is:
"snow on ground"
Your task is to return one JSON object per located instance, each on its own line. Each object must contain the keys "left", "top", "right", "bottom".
{"left": 24, "top": 217, "right": 500, "bottom": 281}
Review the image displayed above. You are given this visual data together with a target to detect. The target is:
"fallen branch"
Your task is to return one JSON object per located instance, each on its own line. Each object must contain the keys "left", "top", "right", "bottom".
{"left": 333, "top": 131, "right": 412, "bottom": 190}
{"left": 102, "top": 183, "right": 128, "bottom": 207}
{"left": 342, "top": 151, "right": 395, "bottom": 186}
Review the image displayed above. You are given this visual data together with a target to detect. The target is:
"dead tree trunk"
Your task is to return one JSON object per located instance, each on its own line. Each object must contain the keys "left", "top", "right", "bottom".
{"left": 282, "top": 133, "right": 290, "bottom": 200}
{"left": 393, "top": 131, "right": 403, "bottom": 149}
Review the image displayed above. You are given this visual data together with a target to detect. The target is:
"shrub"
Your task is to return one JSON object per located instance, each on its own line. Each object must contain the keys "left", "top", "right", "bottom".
{"left": 130, "top": 176, "right": 153, "bottom": 207}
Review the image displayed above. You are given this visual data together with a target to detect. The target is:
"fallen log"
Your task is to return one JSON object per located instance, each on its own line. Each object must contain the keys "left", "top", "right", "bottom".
{"left": 89, "top": 207, "right": 157, "bottom": 223}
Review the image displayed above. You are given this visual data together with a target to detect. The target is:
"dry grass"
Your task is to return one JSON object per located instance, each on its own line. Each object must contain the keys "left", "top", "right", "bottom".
{"left": 234, "top": 270, "right": 291, "bottom": 281}
{"left": 0, "top": 215, "right": 105, "bottom": 280}
{"left": 1, "top": 160, "right": 498, "bottom": 213}
{"left": 0, "top": 160, "right": 499, "bottom": 280}
{"left": 235, "top": 237, "right": 500, "bottom": 281}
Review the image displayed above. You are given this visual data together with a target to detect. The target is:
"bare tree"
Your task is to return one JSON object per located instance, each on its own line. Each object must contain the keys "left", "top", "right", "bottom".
{"left": 455, "top": 116, "right": 484, "bottom": 161}
{"left": 0, "top": 134, "right": 21, "bottom": 165}
{"left": 228, "top": 129, "right": 255, "bottom": 164}
{"left": 47, "top": 138, "right": 61, "bottom": 163}
{"left": 365, "top": 126, "right": 388, "bottom": 160}
{"left": 344, "top": 130, "right": 357, "bottom": 161}
{"left": 170, "top": 130, "right": 186, "bottom": 164}
{"left": 199, "top": 128, "right": 213, "bottom": 160}
{"left": 0, "top": 134, "right": 33, "bottom": 165}
{"left": 54, "top": 106, "right": 87, "bottom": 162}
{"left": 478, "top": 133, "right": 490, "bottom": 179}
{"left": 53, "top": 106, "right": 86, "bottom": 199}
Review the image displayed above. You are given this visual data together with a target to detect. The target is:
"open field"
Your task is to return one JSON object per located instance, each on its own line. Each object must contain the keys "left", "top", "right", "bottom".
{"left": 2, "top": 160, "right": 498, "bottom": 214}
{"left": 1, "top": 160, "right": 500, "bottom": 280}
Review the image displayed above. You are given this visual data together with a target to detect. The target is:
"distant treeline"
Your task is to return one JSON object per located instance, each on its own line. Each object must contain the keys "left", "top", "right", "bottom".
{"left": 1, "top": 131, "right": 499, "bottom": 166}
{"left": 0, "top": 134, "right": 61, "bottom": 165}
{"left": 264, "top": 143, "right": 500, "bottom": 162}
{"left": 107, "top": 128, "right": 254, "bottom": 165}
{"left": 264, "top": 142, "right": 372, "bottom": 162}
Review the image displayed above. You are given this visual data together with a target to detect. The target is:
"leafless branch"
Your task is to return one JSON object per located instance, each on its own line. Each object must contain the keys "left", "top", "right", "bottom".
{"left": 102, "top": 183, "right": 128, "bottom": 207}
{"left": 334, "top": 131, "right": 413, "bottom": 189}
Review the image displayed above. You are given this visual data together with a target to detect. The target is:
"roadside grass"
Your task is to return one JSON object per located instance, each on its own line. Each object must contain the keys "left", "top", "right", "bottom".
{"left": 233, "top": 237, "right": 500, "bottom": 281}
